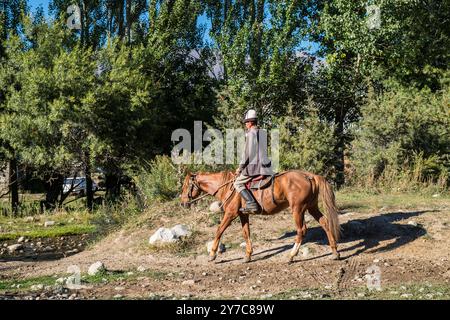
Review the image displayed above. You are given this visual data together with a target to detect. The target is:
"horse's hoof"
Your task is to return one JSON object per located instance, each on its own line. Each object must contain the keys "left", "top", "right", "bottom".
{"left": 243, "top": 256, "right": 251, "bottom": 263}
{"left": 331, "top": 253, "right": 340, "bottom": 260}
{"left": 208, "top": 254, "right": 217, "bottom": 262}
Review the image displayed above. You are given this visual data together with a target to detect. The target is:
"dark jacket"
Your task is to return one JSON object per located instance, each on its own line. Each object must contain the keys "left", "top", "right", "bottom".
{"left": 239, "top": 127, "right": 274, "bottom": 176}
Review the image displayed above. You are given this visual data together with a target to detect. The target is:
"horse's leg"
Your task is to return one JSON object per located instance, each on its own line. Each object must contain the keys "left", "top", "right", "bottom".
{"left": 288, "top": 203, "right": 307, "bottom": 263}
{"left": 209, "top": 211, "right": 238, "bottom": 262}
{"left": 239, "top": 213, "right": 253, "bottom": 263}
{"left": 309, "top": 204, "right": 340, "bottom": 260}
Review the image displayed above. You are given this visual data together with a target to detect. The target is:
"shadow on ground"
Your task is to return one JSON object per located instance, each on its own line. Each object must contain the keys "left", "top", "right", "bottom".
{"left": 251, "top": 210, "right": 432, "bottom": 262}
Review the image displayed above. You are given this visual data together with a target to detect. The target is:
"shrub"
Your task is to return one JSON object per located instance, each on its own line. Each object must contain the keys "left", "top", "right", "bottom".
{"left": 134, "top": 155, "right": 233, "bottom": 205}
{"left": 276, "top": 103, "right": 337, "bottom": 176}
{"left": 349, "top": 82, "right": 449, "bottom": 191}
{"left": 134, "top": 155, "right": 180, "bottom": 203}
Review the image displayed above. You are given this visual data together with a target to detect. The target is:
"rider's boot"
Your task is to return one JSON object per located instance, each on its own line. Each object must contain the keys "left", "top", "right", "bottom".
{"left": 239, "top": 189, "right": 261, "bottom": 214}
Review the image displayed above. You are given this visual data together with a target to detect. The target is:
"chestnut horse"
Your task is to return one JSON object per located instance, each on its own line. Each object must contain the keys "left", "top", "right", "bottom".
{"left": 180, "top": 170, "right": 341, "bottom": 263}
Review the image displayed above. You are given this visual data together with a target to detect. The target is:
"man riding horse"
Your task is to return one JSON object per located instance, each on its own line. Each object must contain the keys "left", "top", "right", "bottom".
{"left": 234, "top": 109, "right": 273, "bottom": 214}
{"left": 180, "top": 109, "right": 341, "bottom": 262}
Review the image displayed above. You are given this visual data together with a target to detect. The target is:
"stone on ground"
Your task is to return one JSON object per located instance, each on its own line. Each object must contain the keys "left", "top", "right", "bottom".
{"left": 44, "top": 221, "right": 55, "bottom": 227}
{"left": 7, "top": 244, "right": 23, "bottom": 253}
{"left": 88, "top": 261, "right": 106, "bottom": 276}
{"left": 148, "top": 224, "right": 191, "bottom": 245}
{"left": 206, "top": 241, "right": 226, "bottom": 254}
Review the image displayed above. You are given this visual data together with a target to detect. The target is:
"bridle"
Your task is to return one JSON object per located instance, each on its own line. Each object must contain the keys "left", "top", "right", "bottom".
{"left": 187, "top": 174, "right": 201, "bottom": 201}
{"left": 185, "top": 174, "right": 236, "bottom": 205}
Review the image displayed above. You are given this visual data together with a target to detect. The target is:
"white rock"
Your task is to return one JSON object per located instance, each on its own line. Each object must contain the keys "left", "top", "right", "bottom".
{"left": 55, "top": 277, "right": 66, "bottom": 285}
{"left": 171, "top": 224, "right": 191, "bottom": 238}
{"left": 240, "top": 242, "right": 247, "bottom": 249}
{"left": 148, "top": 224, "right": 191, "bottom": 245}
{"left": 7, "top": 244, "right": 23, "bottom": 253}
{"left": 206, "top": 241, "right": 226, "bottom": 254}
{"left": 300, "top": 246, "right": 311, "bottom": 257}
{"left": 432, "top": 194, "right": 440, "bottom": 198}
{"left": 44, "top": 221, "right": 55, "bottom": 227}
{"left": 17, "top": 236, "right": 25, "bottom": 243}
{"left": 209, "top": 201, "right": 223, "bottom": 213}
{"left": 31, "top": 284, "right": 44, "bottom": 291}
{"left": 114, "top": 294, "right": 123, "bottom": 299}
{"left": 88, "top": 261, "right": 106, "bottom": 276}
{"left": 408, "top": 221, "right": 418, "bottom": 227}
{"left": 149, "top": 227, "right": 177, "bottom": 245}
{"left": 400, "top": 293, "right": 413, "bottom": 298}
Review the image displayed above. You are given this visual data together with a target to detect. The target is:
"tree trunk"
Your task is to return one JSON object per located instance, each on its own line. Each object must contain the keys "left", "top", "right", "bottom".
{"left": 9, "top": 157, "right": 19, "bottom": 215}
{"left": 222, "top": 0, "right": 231, "bottom": 83}
{"left": 41, "top": 173, "right": 63, "bottom": 212}
{"left": 334, "top": 106, "right": 345, "bottom": 189}
{"left": 105, "top": 173, "right": 121, "bottom": 202}
{"left": 85, "top": 151, "right": 93, "bottom": 211}
{"left": 118, "top": 0, "right": 125, "bottom": 40}
{"left": 125, "top": 0, "right": 132, "bottom": 44}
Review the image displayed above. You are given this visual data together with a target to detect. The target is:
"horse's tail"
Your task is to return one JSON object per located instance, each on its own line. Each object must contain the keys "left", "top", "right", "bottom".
{"left": 316, "top": 175, "right": 341, "bottom": 241}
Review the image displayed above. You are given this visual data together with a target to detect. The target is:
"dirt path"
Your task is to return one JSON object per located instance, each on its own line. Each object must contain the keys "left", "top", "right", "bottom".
{"left": 1, "top": 199, "right": 450, "bottom": 299}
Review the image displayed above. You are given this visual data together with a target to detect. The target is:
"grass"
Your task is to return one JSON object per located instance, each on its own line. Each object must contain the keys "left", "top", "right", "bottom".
{"left": 336, "top": 190, "right": 450, "bottom": 214}
{"left": 82, "top": 269, "right": 168, "bottom": 284}
{"left": 0, "top": 224, "right": 96, "bottom": 240}
{"left": 0, "top": 268, "right": 171, "bottom": 294}
{"left": 0, "top": 275, "right": 58, "bottom": 292}
{"left": 0, "top": 210, "right": 98, "bottom": 241}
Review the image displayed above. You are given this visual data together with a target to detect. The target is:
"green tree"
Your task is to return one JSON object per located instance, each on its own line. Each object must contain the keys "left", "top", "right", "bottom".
{"left": 350, "top": 80, "right": 450, "bottom": 186}
{"left": 207, "top": 1, "right": 315, "bottom": 127}
{"left": 0, "top": 0, "right": 27, "bottom": 214}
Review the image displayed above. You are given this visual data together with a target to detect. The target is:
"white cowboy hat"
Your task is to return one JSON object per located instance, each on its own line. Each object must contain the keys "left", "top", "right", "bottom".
{"left": 243, "top": 109, "right": 257, "bottom": 123}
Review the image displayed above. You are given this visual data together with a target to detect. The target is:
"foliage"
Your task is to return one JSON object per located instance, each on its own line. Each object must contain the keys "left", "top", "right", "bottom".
{"left": 277, "top": 102, "right": 337, "bottom": 176}
{"left": 349, "top": 81, "right": 450, "bottom": 190}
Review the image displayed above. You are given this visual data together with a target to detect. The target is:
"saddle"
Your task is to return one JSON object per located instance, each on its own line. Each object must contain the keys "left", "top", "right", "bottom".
{"left": 244, "top": 174, "right": 278, "bottom": 211}
{"left": 245, "top": 175, "right": 275, "bottom": 190}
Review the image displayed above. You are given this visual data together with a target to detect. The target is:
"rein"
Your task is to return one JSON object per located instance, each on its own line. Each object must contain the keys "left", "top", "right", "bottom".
{"left": 186, "top": 177, "right": 235, "bottom": 205}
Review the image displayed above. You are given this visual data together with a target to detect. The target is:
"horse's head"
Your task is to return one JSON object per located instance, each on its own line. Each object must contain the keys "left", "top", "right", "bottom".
{"left": 180, "top": 172, "right": 202, "bottom": 208}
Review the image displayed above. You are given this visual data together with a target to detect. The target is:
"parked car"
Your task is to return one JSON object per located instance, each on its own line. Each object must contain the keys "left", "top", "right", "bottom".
{"left": 63, "top": 177, "right": 98, "bottom": 195}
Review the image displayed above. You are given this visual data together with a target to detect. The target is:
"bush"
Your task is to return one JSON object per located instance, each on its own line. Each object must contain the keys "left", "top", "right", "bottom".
{"left": 134, "top": 155, "right": 233, "bottom": 205}
{"left": 349, "top": 82, "right": 449, "bottom": 191}
{"left": 276, "top": 103, "right": 337, "bottom": 176}
{"left": 134, "top": 156, "right": 180, "bottom": 204}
